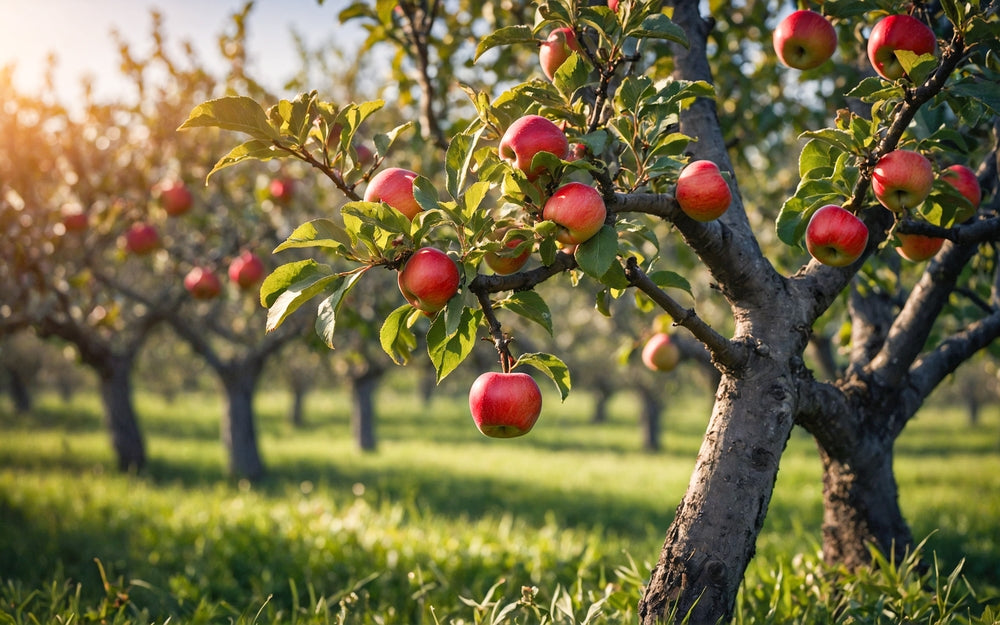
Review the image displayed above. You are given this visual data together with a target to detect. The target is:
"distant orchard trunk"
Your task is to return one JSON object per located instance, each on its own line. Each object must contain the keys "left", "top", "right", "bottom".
{"left": 98, "top": 354, "right": 146, "bottom": 472}
{"left": 220, "top": 364, "right": 264, "bottom": 481}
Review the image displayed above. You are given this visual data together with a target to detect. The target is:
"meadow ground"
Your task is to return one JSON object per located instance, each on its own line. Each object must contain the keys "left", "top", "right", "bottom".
{"left": 1, "top": 380, "right": 998, "bottom": 623}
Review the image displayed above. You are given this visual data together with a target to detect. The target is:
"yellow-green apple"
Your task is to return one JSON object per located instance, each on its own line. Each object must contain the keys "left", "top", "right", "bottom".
{"left": 468, "top": 371, "right": 542, "bottom": 438}
{"left": 498, "top": 115, "right": 569, "bottom": 181}
{"left": 675, "top": 160, "right": 732, "bottom": 221}
{"left": 805, "top": 204, "right": 868, "bottom": 267}
{"left": 541, "top": 182, "right": 607, "bottom": 245}
{"left": 60, "top": 205, "right": 88, "bottom": 232}
{"left": 484, "top": 228, "right": 531, "bottom": 275}
{"left": 123, "top": 223, "right": 159, "bottom": 255}
{"left": 772, "top": 9, "right": 837, "bottom": 70}
{"left": 228, "top": 250, "right": 266, "bottom": 289}
{"left": 268, "top": 177, "right": 295, "bottom": 205}
{"left": 871, "top": 149, "right": 934, "bottom": 212}
{"left": 895, "top": 232, "right": 944, "bottom": 262}
{"left": 641, "top": 333, "right": 680, "bottom": 372}
{"left": 364, "top": 167, "right": 422, "bottom": 220}
{"left": 866, "top": 14, "right": 936, "bottom": 80}
{"left": 942, "top": 164, "right": 981, "bottom": 222}
{"left": 397, "top": 247, "right": 460, "bottom": 314}
{"left": 183, "top": 267, "right": 222, "bottom": 300}
{"left": 539, "top": 27, "right": 581, "bottom": 81}
{"left": 156, "top": 179, "right": 193, "bottom": 216}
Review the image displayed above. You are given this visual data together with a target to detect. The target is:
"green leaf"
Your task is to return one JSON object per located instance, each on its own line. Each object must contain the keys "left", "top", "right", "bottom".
{"left": 514, "top": 352, "right": 571, "bottom": 401}
{"left": 314, "top": 271, "right": 364, "bottom": 348}
{"left": 412, "top": 176, "right": 440, "bottom": 212}
{"left": 380, "top": 304, "right": 419, "bottom": 365}
{"left": 206, "top": 139, "right": 278, "bottom": 182}
{"left": 446, "top": 132, "right": 475, "bottom": 199}
{"left": 647, "top": 270, "right": 691, "bottom": 295}
{"left": 776, "top": 196, "right": 807, "bottom": 248}
{"left": 260, "top": 259, "right": 328, "bottom": 308}
{"left": 497, "top": 291, "right": 553, "bottom": 336}
{"left": 263, "top": 262, "right": 341, "bottom": 333}
{"left": 799, "top": 128, "right": 856, "bottom": 153}
{"left": 426, "top": 307, "right": 484, "bottom": 383}
{"left": 372, "top": 121, "right": 414, "bottom": 160}
{"left": 474, "top": 25, "right": 536, "bottom": 62}
{"left": 799, "top": 139, "right": 833, "bottom": 180}
{"left": 178, "top": 96, "right": 279, "bottom": 142}
{"left": 632, "top": 13, "right": 688, "bottom": 47}
{"left": 895, "top": 50, "right": 938, "bottom": 86}
{"left": 553, "top": 53, "right": 591, "bottom": 101}
{"left": 273, "top": 218, "right": 353, "bottom": 254}
{"left": 575, "top": 226, "right": 618, "bottom": 279}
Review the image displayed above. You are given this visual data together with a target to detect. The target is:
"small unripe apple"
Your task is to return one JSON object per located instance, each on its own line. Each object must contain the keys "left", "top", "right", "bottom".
{"left": 364, "top": 167, "right": 422, "bottom": 220}
{"left": 805, "top": 205, "right": 868, "bottom": 267}
{"left": 469, "top": 371, "right": 543, "bottom": 438}
{"left": 123, "top": 223, "right": 159, "bottom": 255}
{"left": 60, "top": 205, "right": 88, "bottom": 232}
{"left": 941, "top": 164, "right": 981, "bottom": 222}
{"left": 871, "top": 149, "right": 934, "bottom": 212}
{"left": 269, "top": 177, "right": 295, "bottom": 205}
{"left": 397, "top": 247, "right": 460, "bottom": 314}
{"left": 867, "top": 14, "right": 936, "bottom": 81}
{"left": 228, "top": 250, "right": 266, "bottom": 289}
{"left": 895, "top": 232, "right": 945, "bottom": 262}
{"left": 675, "top": 160, "right": 732, "bottom": 221}
{"left": 539, "top": 27, "right": 581, "bottom": 81}
{"left": 542, "top": 182, "right": 607, "bottom": 245}
{"left": 772, "top": 9, "right": 837, "bottom": 70}
{"left": 641, "top": 333, "right": 681, "bottom": 372}
{"left": 498, "top": 115, "right": 569, "bottom": 181}
{"left": 484, "top": 228, "right": 531, "bottom": 275}
{"left": 155, "top": 179, "right": 194, "bottom": 217}
{"left": 183, "top": 266, "right": 222, "bottom": 300}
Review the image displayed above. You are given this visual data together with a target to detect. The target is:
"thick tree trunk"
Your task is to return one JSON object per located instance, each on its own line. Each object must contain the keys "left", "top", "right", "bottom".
{"left": 98, "top": 355, "right": 146, "bottom": 472}
{"left": 820, "top": 444, "right": 913, "bottom": 569}
{"left": 351, "top": 369, "right": 382, "bottom": 452}
{"left": 639, "top": 365, "right": 796, "bottom": 623}
{"left": 220, "top": 367, "right": 264, "bottom": 480}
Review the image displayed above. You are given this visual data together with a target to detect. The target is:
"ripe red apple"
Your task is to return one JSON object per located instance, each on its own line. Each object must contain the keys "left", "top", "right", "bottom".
{"left": 397, "top": 247, "right": 461, "bottom": 314}
{"left": 123, "top": 223, "right": 159, "bottom": 255}
{"left": 364, "top": 167, "right": 422, "bottom": 220}
{"left": 608, "top": 0, "right": 620, "bottom": 11}
{"left": 269, "top": 177, "right": 295, "bottom": 205}
{"left": 228, "top": 251, "right": 266, "bottom": 289}
{"left": 871, "top": 149, "right": 934, "bottom": 212}
{"left": 60, "top": 205, "right": 88, "bottom": 232}
{"left": 539, "top": 27, "right": 581, "bottom": 81}
{"left": 484, "top": 228, "right": 531, "bottom": 275}
{"left": 895, "top": 232, "right": 944, "bottom": 262}
{"left": 941, "top": 164, "right": 981, "bottom": 222}
{"left": 156, "top": 179, "right": 193, "bottom": 217}
{"left": 498, "top": 115, "right": 569, "bottom": 181}
{"left": 541, "top": 182, "right": 607, "bottom": 245}
{"left": 183, "top": 266, "right": 222, "bottom": 300}
{"left": 805, "top": 205, "right": 869, "bottom": 267}
{"left": 772, "top": 9, "right": 837, "bottom": 70}
{"left": 675, "top": 160, "right": 732, "bottom": 222}
{"left": 867, "top": 14, "right": 936, "bottom": 81}
{"left": 641, "top": 333, "right": 681, "bottom": 372}
{"left": 468, "top": 371, "right": 542, "bottom": 438}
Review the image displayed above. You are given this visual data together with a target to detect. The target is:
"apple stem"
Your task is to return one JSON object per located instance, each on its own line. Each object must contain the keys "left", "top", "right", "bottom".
{"left": 472, "top": 285, "right": 516, "bottom": 373}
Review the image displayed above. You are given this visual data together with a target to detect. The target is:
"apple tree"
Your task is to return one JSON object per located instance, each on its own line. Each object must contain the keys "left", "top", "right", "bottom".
{"left": 181, "top": 0, "right": 1000, "bottom": 621}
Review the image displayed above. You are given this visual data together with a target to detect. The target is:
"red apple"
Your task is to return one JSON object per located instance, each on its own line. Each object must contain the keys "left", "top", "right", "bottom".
{"left": 773, "top": 10, "right": 837, "bottom": 70}
{"left": 469, "top": 371, "right": 542, "bottom": 438}
{"left": 269, "top": 177, "right": 295, "bottom": 205}
{"left": 541, "top": 182, "right": 607, "bottom": 245}
{"left": 608, "top": 0, "right": 620, "bottom": 11}
{"left": 871, "top": 149, "right": 934, "bottom": 212}
{"left": 183, "top": 266, "right": 222, "bottom": 300}
{"left": 675, "top": 160, "right": 732, "bottom": 222}
{"left": 156, "top": 179, "right": 193, "bottom": 217}
{"left": 641, "top": 333, "right": 681, "bottom": 372}
{"left": 228, "top": 251, "right": 266, "bottom": 289}
{"left": 895, "top": 232, "right": 945, "bottom": 262}
{"left": 484, "top": 228, "right": 531, "bottom": 275}
{"left": 123, "top": 223, "right": 159, "bottom": 255}
{"left": 397, "top": 247, "right": 460, "bottom": 314}
{"left": 867, "top": 14, "right": 936, "bottom": 81}
{"left": 60, "top": 205, "right": 88, "bottom": 232}
{"left": 941, "top": 164, "right": 981, "bottom": 222}
{"left": 539, "top": 27, "right": 581, "bottom": 81}
{"left": 355, "top": 144, "right": 375, "bottom": 167}
{"left": 364, "top": 167, "right": 422, "bottom": 220}
{"left": 498, "top": 115, "right": 569, "bottom": 181}
{"left": 805, "top": 205, "right": 868, "bottom": 267}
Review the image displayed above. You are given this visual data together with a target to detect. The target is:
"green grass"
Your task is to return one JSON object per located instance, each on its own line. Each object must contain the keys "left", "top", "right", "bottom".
{"left": 1, "top": 381, "right": 998, "bottom": 623}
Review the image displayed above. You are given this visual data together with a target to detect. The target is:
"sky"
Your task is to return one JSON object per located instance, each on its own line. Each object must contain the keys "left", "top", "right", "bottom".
{"left": 0, "top": 0, "right": 354, "bottom": 102}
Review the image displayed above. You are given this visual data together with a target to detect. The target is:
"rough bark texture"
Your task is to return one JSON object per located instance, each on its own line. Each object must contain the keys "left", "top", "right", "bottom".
{"left": 97, "top": 355, "right": 146, "bottom": 472}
